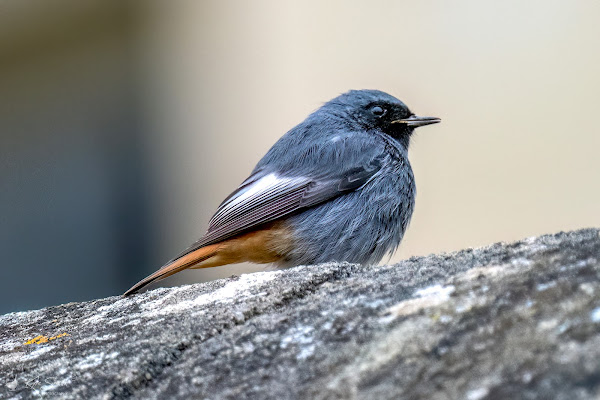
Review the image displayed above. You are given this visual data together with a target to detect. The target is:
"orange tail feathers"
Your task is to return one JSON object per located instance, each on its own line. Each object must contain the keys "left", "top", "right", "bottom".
{"left": 123, "top": 243, "right": 221, "bottom": 296}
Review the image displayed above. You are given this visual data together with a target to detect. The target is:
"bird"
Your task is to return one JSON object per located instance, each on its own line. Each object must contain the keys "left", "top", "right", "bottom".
{"left": 124, "top": 89, "right": 440, "bottom": 295}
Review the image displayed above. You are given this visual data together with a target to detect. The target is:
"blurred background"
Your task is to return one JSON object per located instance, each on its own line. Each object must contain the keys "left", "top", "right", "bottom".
{"left": 1, "top": 1, "right": 599, "bottom": 314}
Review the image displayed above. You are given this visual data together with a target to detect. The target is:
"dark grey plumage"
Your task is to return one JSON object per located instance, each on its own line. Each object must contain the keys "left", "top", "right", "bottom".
{"left": 125, "top": 89, "right": 439, "bottom": 296}
{"left": 254, "top": 90, "right": 421, "bottom": 266}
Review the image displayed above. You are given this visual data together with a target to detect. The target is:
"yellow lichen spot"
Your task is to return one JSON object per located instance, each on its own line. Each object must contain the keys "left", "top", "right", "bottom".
{"left": 25, "top": 335, "right": 48, "bottom": 345}
{"left": 24, "top": 332, "right": 69, "bottom": 345}
{"left": 50, "top": 332, "right": 69, "bottom": 340}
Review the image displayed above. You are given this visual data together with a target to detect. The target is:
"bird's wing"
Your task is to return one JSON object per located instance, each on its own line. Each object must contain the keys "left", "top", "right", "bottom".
{"left": 167, "top": 153, "right": 385, "bottom": 264}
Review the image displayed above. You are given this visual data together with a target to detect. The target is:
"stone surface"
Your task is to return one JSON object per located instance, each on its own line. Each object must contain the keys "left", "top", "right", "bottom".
{"left": 1, "top": 228, "right": 600, "bottom": 399}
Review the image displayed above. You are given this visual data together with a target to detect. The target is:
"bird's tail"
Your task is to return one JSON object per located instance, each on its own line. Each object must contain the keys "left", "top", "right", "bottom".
{"left": 123, "top": 243, "right": 221, "bottom": 296}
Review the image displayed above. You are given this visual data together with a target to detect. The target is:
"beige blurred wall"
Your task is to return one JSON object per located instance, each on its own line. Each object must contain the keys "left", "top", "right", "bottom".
{"left": 136, "top": 1, "right": 600, "bottom": 285}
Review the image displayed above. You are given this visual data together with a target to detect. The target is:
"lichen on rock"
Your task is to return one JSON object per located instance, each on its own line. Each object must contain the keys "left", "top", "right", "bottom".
{"left": 1, "top": 229, "right": 599, "bottom": 399}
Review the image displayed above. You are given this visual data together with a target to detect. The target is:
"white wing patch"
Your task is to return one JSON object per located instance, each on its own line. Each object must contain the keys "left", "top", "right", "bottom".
{"left": 227, "top": 173, "right": 283, "bottom": 208}
{"left": 208, "top": 173, "right": 309, "bottom": 232}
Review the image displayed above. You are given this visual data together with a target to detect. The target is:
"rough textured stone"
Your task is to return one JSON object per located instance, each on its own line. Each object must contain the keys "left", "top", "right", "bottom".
{"left": 1, "top": 228, "right": 600, "bottom": 399}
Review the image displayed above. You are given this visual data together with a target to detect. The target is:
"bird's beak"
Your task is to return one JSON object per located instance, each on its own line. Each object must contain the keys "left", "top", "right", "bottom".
{"left": 391, "top": 115, "right": 441, "bottom": 128}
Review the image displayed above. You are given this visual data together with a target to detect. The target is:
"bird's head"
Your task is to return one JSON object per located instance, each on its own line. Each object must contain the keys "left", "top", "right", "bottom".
{"left": 324, "top": 89, "right": 440, "bottom": 147}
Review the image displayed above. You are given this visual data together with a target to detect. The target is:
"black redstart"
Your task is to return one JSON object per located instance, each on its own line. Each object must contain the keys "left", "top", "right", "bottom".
{"left": 124, "top": 89, "right": 440, "bottom": 295}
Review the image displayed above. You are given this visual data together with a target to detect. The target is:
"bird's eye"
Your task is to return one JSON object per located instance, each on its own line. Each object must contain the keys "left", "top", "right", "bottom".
{"left": 371, "top": 106, "right": 386, "bottom": 117}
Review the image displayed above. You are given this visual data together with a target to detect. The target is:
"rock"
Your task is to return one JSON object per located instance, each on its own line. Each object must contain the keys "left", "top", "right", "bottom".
{"left": 1, "top": 228, "right": 600, "bottom": 399}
